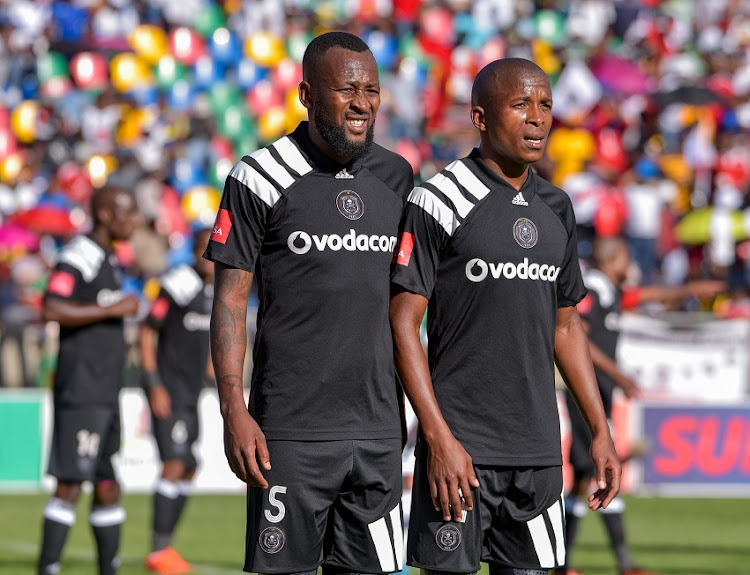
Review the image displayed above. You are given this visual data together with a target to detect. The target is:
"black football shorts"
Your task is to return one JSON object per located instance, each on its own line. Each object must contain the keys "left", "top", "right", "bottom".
{"left": 407, "top": 455, "right": 566, "bottom": 572}
{"left": 48, "top": 403, "right": 121, "bottom": 483}
{"left": 151, "top": 405, "right": 199, "bottom": 470}
{"left": 245, "top": 438, "right": 403, "bottom": 574}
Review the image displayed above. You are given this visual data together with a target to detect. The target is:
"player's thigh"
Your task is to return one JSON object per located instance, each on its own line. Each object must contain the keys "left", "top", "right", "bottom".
{"left": 48, "top": 404, "right": 116, "bottom": 483}
{"left": 406, "top": 452, "right": 484, "bottom": 573}
{"left": 152, "top": 406, "right": 199, "bottom": 470}
{"left": 245, "top": 440, "right": 350, "bottom": 574}
{"left": 326, "top": 438, "right": 403, "bottom": 573}
{"left": 484, "top": 466, "right": 565, "bottom": 571}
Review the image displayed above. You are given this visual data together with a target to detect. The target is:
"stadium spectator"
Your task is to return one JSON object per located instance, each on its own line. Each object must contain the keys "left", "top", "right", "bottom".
{"left": 203, "top": 32, "right": 413, "bottom": 573}
{"left": 139, "top": 227, "right": 213, "bottom": 575}
{"left": 37, "top": 185, "right": 140, "bottom": 575}
{"left": 390, "top": 58, "right": 618, "bottom": 574}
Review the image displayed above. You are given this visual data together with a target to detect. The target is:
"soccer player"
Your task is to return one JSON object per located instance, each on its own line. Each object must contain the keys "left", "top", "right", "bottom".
{"left": 141, "top": 228, "right": 214, "bottom": 574}
{"left": 203, "top": 32, "right": 413, "bottom": 573}
{"left": 390, "top": 58, "right": 619, "bottom": 574}
{"left": 559, "top": 236, "right": 722, "bottom": 575}
{"left": 38, "top": 186, "right": 140, "bottom": 575}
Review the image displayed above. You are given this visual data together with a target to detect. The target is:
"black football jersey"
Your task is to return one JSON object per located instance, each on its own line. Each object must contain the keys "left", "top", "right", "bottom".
{"left": 145, "top": 264, "right": 212, "bottom": 408}
{"left": 204, "top": 122, "right": 414, "bottom": 441}
{"left": 45, "top": 235, "right": 127, "bottom": 407}
{"left": 391, "top": 149, "right": 587, "bottom": 466}
{"left": 576, "top": 269, "right": 621, "bottom": 414}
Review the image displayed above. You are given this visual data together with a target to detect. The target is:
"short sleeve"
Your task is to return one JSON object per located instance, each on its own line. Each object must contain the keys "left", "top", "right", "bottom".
{"left": 45, "top": 263, "right": 82, "bottom": 302}
{"left": 555, "top": 213, "right": 587, "bottom": 308}
{"left": 144, "top": 287, "right": 173, "bottom": 330}
{"left": 390, "top": 194, "right": 449, "bottom": 299}
{"left": 203, "top": 158, "right": 277, "bottom": 272}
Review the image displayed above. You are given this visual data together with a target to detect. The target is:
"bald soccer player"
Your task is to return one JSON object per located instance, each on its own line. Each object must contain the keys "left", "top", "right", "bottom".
{"left": 390, "top": 58, "right": 619, "bottom": 575}
{"left": 38, "top": 185, "right": 141, "bottom": 575}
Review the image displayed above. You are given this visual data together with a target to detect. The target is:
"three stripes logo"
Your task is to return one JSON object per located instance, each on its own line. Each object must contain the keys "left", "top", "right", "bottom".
{"left": 512, "top": 192, "right": 528, "bottom": 206}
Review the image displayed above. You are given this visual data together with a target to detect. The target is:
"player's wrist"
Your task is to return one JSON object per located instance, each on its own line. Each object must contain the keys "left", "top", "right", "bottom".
{"left": 141, "top": 370, "right": 163, "bottom": 391}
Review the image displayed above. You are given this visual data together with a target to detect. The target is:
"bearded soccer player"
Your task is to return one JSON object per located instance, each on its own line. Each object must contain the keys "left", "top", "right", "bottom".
{"left": 390, "top": 58, "right": 620, "bottom": 574}
{"left": 203, "top": 32, "right": 413, "bottom": 573}
{"left": 38, "top": 186, "right": 140, "bottom": 575}
{"left": 141, "top": 228, "right": 214, "bottom": 574}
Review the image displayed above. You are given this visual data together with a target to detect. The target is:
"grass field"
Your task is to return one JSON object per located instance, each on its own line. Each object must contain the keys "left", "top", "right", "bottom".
{"left": 1, "top": 494, "right": 748, "bottom": 575}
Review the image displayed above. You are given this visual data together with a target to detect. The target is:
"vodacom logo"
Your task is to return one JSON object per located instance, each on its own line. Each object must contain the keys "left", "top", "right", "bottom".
{"left": 287, "top": 229, "right": 397, "bottom": 255}
{"left": 465, "top": 257, "right": 560, "bottom": 283}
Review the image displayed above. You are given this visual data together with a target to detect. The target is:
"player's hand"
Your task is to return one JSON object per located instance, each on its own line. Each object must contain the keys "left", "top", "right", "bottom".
{"left": 223, "top": 407, "right": 271, "bottom": 488}
{"left": 686, "top": 279, "right": 725, "bottom": 300}
{"left": 107, "top": 294, "right": 140, "bottom": 317}
{"left": 617, "top": 374, "right": 641, "bottom": 399}
{"left": 426, "top": 432, "right": 480, "bottom": 522}
{"left": 148, "top": 385, "right": 171, "bottom": 419}
{"left": 588, "top": 431, "right": 620, "bottom": 511}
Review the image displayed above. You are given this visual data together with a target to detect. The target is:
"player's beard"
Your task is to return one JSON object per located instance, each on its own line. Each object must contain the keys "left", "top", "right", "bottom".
{"left": 312, "top": 103, "right": 375, "bottom": 162}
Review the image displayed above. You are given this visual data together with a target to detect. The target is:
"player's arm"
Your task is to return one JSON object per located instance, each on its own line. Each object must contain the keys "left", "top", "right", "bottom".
{"left": 390, "top": 286, "right": 479, "bottom": 522}
{"left": 210, "top": 262, "right": 270, "bottom": 488}
{"left": 138, "top": 321, "right": 171, "bottom": 419}
{"left": 627, "top": 280, "right": 725, "bottom": 308}
{"left": 43, "top": 294, "right": 139, "bottom": 327}
{"left": 586, "top": 339, "right": 640, "bottom": 398}
{"left": 554, "top": 305, "right": 620, "bottom": 510}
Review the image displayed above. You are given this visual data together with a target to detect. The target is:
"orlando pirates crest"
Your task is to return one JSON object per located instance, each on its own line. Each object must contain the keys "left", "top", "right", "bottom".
{"left": 336, "top": 190, "right": 364, "bottom": 220}
{"left": 513, "top": 217, "right": 538, "bottom": 249}
{"left": 435, "top": 524, "right": 461, "bottom": 551}
{"left": 259, "top": 527, "right": 285, "bottom": 554}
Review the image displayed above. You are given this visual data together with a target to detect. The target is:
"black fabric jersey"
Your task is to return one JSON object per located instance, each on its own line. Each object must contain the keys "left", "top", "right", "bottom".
{"left": 145, "top": 264, "right": 212, "bottom": 408}
{"left": 576, "top": 269, "right": 621, "bottom": 415}
{"left": 391, "top": 149, "right": 587, "bottom": 466}
{"left": 45, "top": 235, "right": 126, "bottom": 407}
{"left": 204, "top": 121, "right": 413, "bottom": 441}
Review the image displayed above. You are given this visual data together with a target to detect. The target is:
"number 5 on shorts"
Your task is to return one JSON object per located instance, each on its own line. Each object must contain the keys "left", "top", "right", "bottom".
{"left": 264, "top": 486, "right": 287, "bottom": 523}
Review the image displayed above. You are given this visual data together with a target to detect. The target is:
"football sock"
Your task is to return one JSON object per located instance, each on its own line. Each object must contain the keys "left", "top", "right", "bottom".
{"left": 600, "top": 498, "right": 633, "bottom": 571}
{"left": 563, "top": 495, "right": 588, "bottom": 566}
{"left": 90, "top": 504, "right": 125, "bottom": 575}
{"left": 38, "top": 498, "right": 76, "bottom": 575}
{"left": 152, "top": 479, "right": 186, "bottom": 552}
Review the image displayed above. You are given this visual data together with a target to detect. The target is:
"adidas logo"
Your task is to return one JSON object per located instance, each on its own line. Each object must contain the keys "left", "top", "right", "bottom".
{"left": 335, "top": 168, "right": 354, "bottom": 179}
{"left": 512, "top": 192, "right": 528, "bottom": 206}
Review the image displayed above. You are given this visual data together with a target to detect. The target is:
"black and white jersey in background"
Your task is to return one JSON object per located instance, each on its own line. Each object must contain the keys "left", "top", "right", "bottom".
{"left": 145, "top": 264, "right": 213, "bottom": 408}
{"left": 45, "top": 235, "right": 127, "bottom": 407}
{"left": 391, "top": 149, "right": 587, "bottom": 466}
{"left": 204, "top": 121, "right": 413, "bottom": 441}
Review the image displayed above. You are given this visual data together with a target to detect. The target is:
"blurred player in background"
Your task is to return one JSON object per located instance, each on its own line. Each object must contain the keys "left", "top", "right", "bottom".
{"left": 559, "top": 236, "right": 723, "bottom": 575}
{"left": 38, "top": 186, "right": 140, "bottom": 575}
{"left": 140, "top": 228, "right": 214, "bottom": 574}
{"left": 204, "top": 32, "right": 413, "bottom": 573}
{"left": 390, "top": 58, "right": 619, "bottom": 574}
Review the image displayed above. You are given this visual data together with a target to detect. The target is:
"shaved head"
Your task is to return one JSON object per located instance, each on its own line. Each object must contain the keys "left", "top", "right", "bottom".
{"left": 91, "top": 186, "right": 131, "bottom": 225}
{"left": 591, "top": 237, "right": 627, "bottom": 269}
{"left": 471, "top": 58, "right": 548, "bottom": 107}
{"left": 90, "top": 184, "right": 139, "bottom": 242}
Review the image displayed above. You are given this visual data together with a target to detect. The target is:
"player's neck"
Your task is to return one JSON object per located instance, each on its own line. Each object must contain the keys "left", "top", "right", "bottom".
{"left": 479, "top": 148, "right": 529, "bottom": 190}
{"left": 88, "top": 228, "right": 113, "bottom": 251}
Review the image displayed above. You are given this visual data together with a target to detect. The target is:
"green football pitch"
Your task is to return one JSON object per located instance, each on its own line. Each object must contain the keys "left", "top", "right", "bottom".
{"left": 0, "top": 494, "right": 748, "bottom": 574}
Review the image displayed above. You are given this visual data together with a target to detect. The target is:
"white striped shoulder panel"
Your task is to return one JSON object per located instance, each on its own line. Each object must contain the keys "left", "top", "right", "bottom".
{"left": 249, "top": 147, "right": 296, "bottom": 189}
{"left": 407, "top": 187, "right": 460, "bottom": 236}
{"left": 271, "top": 136, "right": 313, "bottom": 177}
{"left": 161, "top": 265, "right": 202, "bottom": 307}
{"left": 427, "top": 171, "right": 475, "bottom": 218}
{"left": 58, "top": 236, "right": 105, "bottom": 282}
{"left": 445, "top": 160, "right": 490, "bottom": 201}
{"left": 228, "top": 160, "right": 281, "bottom": 208}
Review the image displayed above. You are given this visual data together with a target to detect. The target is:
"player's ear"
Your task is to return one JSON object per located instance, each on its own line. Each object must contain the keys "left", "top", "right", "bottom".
{"left": 298, "top": 80, "right": 313, "bottom": 111}
{"left": 471, "top": 105, "right": 486, "bottom": 132}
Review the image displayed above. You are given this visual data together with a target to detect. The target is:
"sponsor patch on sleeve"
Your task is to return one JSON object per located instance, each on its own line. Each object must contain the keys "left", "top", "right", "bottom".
{"left": 149, "top": 297, "right": 170, "bottom": 321}
{"left": 210, "top": 209, "right": 234, "bottom": 244}
{"left": 396, "top": 231, "right": 415, "bottom": 266}
{"left": 47, "top": 271, "right": 75, "bottom": 297}
{"left": 577, "top": 293, "right": 593, "bottom": 315}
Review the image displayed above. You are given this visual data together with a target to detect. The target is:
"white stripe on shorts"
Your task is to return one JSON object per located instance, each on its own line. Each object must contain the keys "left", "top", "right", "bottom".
{"left": 548, "top": 499, "right": 566, "bottom": 566}
{"left": 368, "top": 516, "right": 395, "bottom": 572}
{"left": 389, "top": 504, "right": 403, "bottom": 570}
{"left": 527, "top": 513, "right": 555, "bottom": 568}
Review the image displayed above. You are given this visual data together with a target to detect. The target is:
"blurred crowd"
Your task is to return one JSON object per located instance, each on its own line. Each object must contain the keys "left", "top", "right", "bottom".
{"left": 2, "top": 0, "right": 750, "bottom": 387}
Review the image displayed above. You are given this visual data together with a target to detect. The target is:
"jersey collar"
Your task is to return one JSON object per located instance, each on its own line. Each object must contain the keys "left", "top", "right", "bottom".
{"left": 465, "top": 148, "right": 538, "bottom": 202}
{"left": 290, "top": 121, "right": 366, "bottom": 176}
